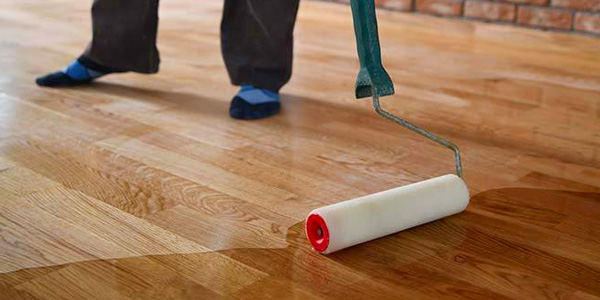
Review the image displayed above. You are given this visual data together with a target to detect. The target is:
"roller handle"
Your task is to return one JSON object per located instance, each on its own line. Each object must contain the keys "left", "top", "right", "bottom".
{"left": 350, "top": 0, "right": 463, "bottom": 178}
{"left": 350, "top": 0, "right": 395, "bottom": 99}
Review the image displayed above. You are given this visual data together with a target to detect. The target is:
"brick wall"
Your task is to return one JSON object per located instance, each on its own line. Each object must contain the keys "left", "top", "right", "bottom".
{"left": 329, "top": 0, "right": 600, "bottom": 36}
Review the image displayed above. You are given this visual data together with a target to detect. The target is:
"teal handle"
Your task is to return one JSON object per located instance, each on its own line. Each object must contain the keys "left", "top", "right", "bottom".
{"left": 350, "top": 0, "right": 394, "bottom": 99}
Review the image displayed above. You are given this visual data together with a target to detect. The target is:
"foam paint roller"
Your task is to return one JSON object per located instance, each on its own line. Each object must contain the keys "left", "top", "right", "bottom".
{"left": 305, "top": 0, "right": 470, "bottom": 254}
{"left": 306, "top": 175, "right": 469, "bottom": 254}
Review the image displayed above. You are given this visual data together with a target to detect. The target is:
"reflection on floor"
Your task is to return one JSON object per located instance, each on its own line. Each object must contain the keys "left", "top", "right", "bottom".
{"left": 1, "top": 0, "right": 600, "bottom": 299}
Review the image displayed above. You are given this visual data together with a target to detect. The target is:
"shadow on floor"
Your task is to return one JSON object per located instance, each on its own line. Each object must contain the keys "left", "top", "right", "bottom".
{"left": 77, "top": 82, "right": 229, "bottom": 114}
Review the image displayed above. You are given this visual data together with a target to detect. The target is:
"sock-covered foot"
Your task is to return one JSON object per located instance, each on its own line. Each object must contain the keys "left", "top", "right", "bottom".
{"left": 229, "top": 85, "right": 281, "bottom": 120}
{"left": 36, "top": 56, "right": 120, "bottom": 87}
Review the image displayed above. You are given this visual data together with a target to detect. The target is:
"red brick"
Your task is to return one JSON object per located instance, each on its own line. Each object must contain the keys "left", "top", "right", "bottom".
{"left": 502, "top": 0, "right": 549, "bottom": 6}
{"left": 416, "top": 0, "right": 463, "bottom": 16}
{"left": 574, "top": 12, "right": 600, "bottom": 34}
{"left": 517, "top": 6, "right": 573, "bottom": 29}
{"left": 464, "top": 1, "right": 516, "bottom": 21}
{"left": 376, "top": 0, "right": 413, "bottom": 11}
{"left": 552, "top": 0, "right": 600, "bottom": 11}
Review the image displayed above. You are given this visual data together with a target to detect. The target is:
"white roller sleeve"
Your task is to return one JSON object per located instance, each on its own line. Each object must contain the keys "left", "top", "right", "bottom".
{"left": 305, "top": 174, "right": 469, "bottom": 254}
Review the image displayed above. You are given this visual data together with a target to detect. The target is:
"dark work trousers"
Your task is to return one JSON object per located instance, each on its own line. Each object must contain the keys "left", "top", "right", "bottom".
{"left": 82, "top": 0, "right": 300, "bottom": 92}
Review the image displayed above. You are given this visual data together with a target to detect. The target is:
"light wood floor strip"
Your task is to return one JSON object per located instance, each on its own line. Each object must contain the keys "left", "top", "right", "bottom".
{"left": 1, "top": 0, "right": 599, "bottom": 299}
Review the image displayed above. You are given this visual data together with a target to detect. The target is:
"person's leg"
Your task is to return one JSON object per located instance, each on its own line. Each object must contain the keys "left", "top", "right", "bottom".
{"left": 221, "top": 0, "right": 300, "bottom": 119}
{"left": 36, "top": 0, "right": 160, "bottom": 87}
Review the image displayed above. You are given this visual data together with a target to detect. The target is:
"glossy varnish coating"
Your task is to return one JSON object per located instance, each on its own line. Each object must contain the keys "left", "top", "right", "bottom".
{"left": 1, "top": 0, "right": 600, "bottom": 299}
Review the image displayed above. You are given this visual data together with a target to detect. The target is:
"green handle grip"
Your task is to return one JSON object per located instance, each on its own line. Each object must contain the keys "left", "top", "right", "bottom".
{"left": 350, "top": 0, "right": 395, "bottom": 99}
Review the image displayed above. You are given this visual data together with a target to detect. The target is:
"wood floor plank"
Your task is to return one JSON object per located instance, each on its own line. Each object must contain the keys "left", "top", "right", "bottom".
{"left": 0, "top": 194, "right": 133, "bottom": 273}
{"left": 19, "top": 187, "right": 209, "bottom": 255}
{"left": 96, "top": 136, "right": 310, "bottom": 219}
{"left": 1, "top": 0, "right": 599, "bottom": 299}
{"left": 145, "top": 205, "right": 291, "bottom": 250}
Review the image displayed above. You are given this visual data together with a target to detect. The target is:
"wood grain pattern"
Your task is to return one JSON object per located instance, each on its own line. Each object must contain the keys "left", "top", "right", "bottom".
{"left": 1, "top": 0, "right": 600, "bottom": 299}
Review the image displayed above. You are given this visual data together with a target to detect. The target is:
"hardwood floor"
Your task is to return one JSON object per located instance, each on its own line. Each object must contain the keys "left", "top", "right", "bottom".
{"left": 1, "top": 0, "right": 600, "bottom": 299}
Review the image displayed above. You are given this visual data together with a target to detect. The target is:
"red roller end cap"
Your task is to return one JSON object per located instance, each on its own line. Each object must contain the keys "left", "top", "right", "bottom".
{"left": 306, "top": 213, "right": 329, "bottom": 253}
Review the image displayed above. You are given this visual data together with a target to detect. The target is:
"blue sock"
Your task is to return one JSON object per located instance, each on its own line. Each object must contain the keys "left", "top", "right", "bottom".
{"left": 61, "top": 60, "right": 107, "bottom": 81}
{"left": 229, "top": 85, "right": 281, "bottom": 120}
{"left": 36, "top": 56, "right": 119, "bottom": 87}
